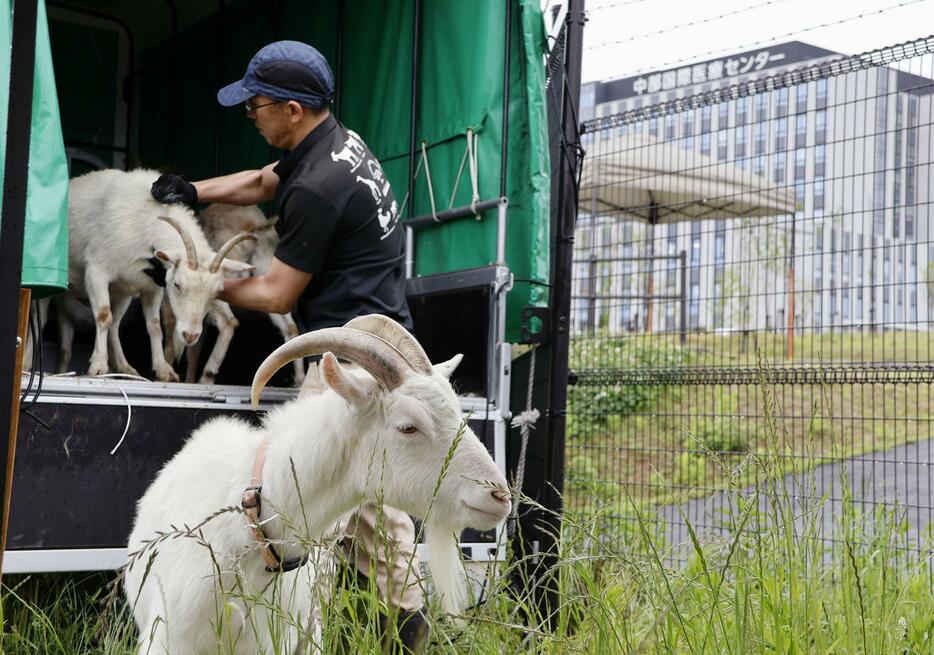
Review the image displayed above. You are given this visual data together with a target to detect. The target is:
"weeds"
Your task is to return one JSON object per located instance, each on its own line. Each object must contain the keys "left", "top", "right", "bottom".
{"left": 3, "top": 356, "right": 934, "bottom": 653}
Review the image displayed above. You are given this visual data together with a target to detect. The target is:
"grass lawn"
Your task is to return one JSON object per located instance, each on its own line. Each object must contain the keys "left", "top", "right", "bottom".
{"left": 566, "top": 331, "right": 934, "bottom": 514}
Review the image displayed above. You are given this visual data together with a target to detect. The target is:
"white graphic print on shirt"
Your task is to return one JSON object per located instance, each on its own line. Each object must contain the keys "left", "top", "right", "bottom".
{"left": 331, "top": 129, "right": 398, "bottom": 239}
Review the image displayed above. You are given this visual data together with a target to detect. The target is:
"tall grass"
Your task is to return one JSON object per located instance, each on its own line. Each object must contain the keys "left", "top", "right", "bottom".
{"left": 3, "top": 375, "right": 934, "bottom": 653}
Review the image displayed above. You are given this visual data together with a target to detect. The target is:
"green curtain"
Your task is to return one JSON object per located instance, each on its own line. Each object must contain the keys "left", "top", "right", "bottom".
{"left": 0, "top": 0, "right": 69, "bottom": 297}
{"left": 339, "top": 0, "right": 551, "bottom": 341}
{"left": 133, "top": 0, "right": 550, "bottom": 341}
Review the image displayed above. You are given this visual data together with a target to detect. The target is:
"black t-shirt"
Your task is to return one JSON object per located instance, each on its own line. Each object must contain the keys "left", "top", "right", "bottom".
{"left": 272, "top": 115, "right": 412, "bottom": 332}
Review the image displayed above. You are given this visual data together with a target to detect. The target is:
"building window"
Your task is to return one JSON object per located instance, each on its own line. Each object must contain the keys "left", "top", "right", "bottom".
{"left": 754, "top": 122, "right": 766, "bottom": 154}
{"left": 814, "top": 179, "right": 825, "bottom": 211}
{"left": 689, "top": 222, "right": 701, "bottom": 329}
{"left": 736, "top": 96, "right": 749, "bottom": 125}
{"left": 718, "top": 129, "right": 728, "bottom": 160}
{"left": 700, "top": 131, "right": 711, "bottom": 156}
{"left": 796, "top": 84, "right": 808, "bottom": 113}
{"left": 816, "top": 78, "right": 828, "bottom": 109}
{"left": 650, "top": 115, "right": 659, "bottom": 137}
{"left": 580, "top": 83, "right": 596, "bottom": 122}
{"left": 755, "top": 93, "right": 768, "bottom": 121}
{"left": 906, "top": 95, "right": 918, "bottom": 239}
{"left": 683, "top": 112, "right": 694, "bottom": 150}
{"left": 795, "top": 148, "right": 806, "bottom": 181}
{"left": 795, "top": 114, "right": 807, "bottom": 149}
{"left": 719, "top": 102, "right": 729, "bottom": 130}
{"left": 713, "top": 221, "right": 726, "bottom": 328}
{"left": 774, "top": 151, "right": 786, "bottom": 183}
{"left": 701, "top": 105, "right": 712, "bottom": 133}
{"left": 815, "top": 110, "right": 827, "bottom": 144}
{"left": 665, "top": 114, "right": 676, "bottom": 141}
{"left": 735, "top": 126, "right": 746, "bottom": 162}
{"left": 753, "top": 155, "right": 765, "bottom": 175}
{"left": 777, "top": 87, "right": 789, "bottom": 117}
{"left": 814, "top": 144, "right": 826, "bottom": 178}
{"left": 775, "top": 118, "right": 787, "bottom": 151}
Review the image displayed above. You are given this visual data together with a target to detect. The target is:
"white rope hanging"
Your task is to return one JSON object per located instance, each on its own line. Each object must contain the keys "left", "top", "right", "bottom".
{"left": 405, "top": 129, "right": 482, "bottom": 222}
{"left": 420, "top": 141, "right": 439, "bottom": 222}
{"left": 467, "top": 128, "right": 480, "bottom": 215}
{"left": 447, "top": 128, "right": 482, "bottom": 216}
{"left": 509, "top": 346, "right": 539, "bottom": 532}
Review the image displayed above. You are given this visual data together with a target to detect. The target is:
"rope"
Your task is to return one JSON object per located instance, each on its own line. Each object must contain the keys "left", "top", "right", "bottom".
{"left": 397, "top": 154, "right": 424, "bottom": 219}
{"left": 420, "top": 141, "right": 439, "bottom": 222}
{"left": 509, "top": 346, "right": 539, "bottom": 532}
{"left": 93, "top": 373, "right": 151, "bottom": 455}
{"left": 447, "top": 128, "right": 483, "bottom": 216}
{"left": 449, "top": 133, "right": 470, "bottom": 209}
{"left": 468, "top": 129, "right": 480, "bottom": 215}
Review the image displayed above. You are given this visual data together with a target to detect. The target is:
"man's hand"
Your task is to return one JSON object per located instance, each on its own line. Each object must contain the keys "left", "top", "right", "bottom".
{"left": 151, "top": 173, "right": 198, "bottom": 206}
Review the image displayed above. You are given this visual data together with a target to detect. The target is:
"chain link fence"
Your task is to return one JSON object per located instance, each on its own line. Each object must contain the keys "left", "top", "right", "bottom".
{"left": 567, "top": 36, "right": 934, "bottom": 559}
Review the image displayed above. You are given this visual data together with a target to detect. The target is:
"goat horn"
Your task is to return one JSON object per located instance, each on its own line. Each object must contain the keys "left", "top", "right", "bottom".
{"left": 209, "top": 232, "right": 257, "bottom": 273}
{"left": 251, "top": 327, "right": 411, "bottom": 408}
{"left": 158, "top": 215, "right": 199, "bottom": 270}
{"left": 343, "top": 314, "right": 432, "bottom": 374}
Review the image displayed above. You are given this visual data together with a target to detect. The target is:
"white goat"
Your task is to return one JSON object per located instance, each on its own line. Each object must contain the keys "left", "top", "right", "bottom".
{"left": 65, "top": 169, "right": 255, "bottom": 381}
{"left": 124, "top": 315, "right": 510, "bottom": 654}
{"left": 176, "top": 203, "right": 305, "bottom": 386}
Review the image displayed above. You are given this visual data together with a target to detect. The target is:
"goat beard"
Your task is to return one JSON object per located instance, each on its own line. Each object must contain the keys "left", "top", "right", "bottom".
{"left": 424, "top": 521, "right": 468, "bottom": 616}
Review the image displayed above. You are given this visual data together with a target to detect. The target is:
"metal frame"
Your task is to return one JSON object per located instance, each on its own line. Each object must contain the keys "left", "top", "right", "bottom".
{"left": 4, "top": 388, "right": 508, "bottom": 571}
{"left": 406, "top": 264, "right": 513, "bottom": 417}
{"left": 0, "top": 0, "right": 39, "bottom": 576}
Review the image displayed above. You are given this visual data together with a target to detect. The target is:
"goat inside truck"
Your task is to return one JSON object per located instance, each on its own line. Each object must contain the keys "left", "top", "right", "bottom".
{"left": 3, "top": 0, "right": 557, "bottom": 649}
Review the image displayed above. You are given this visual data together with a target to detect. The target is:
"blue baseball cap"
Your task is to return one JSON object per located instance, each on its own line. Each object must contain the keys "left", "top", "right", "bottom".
{"left": 217, "top": 40, "right": 334, "bottom": 109}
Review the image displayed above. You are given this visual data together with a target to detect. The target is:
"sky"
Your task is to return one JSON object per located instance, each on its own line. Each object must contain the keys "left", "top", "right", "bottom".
{"left": 558, "top": 0, "right": 934, "bottom": 84}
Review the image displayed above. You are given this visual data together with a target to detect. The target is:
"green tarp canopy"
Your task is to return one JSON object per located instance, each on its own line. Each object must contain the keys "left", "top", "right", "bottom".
{"left": 0, "top": 0, "right": 69, "bottom": 298}
{"left": 13, "top": 0, "right": 551, "bottom": 340}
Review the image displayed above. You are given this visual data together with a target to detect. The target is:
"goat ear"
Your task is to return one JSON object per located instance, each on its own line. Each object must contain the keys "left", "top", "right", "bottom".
{"left": 298, "top": 361, "right": 327, "bottom": 398}
{"left": 154, "top": 249, "right": 180, "bottom": 266}
{"left": 433, "top": 354, "right": 463, "bottom": 380}
{"left": 219, "top": 258, "right": 255, "bottom": 274}
{"left": 321, "top": 352, "right": 368, "bottom": 406}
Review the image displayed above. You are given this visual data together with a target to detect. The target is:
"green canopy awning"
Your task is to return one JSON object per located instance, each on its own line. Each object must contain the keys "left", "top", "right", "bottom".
{"left": 1, "top": 0, "right": 69, "bottom": 298}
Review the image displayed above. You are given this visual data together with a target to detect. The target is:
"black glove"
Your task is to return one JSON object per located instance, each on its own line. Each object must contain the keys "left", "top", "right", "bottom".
{"left": 151, "top": 173, "right": 198, "bottom": 206}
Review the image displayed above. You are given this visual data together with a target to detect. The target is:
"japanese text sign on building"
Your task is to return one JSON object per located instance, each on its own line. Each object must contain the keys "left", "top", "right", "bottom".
{"left": 632, "top": 50, "right": 786, "bottom": 96}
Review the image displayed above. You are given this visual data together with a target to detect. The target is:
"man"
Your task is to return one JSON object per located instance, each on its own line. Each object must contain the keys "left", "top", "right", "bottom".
{"left": 151, "top": 41, "right": 425, "bottom": 651}
{"left": 152, "top": 41, "right": 411, "bottom": 335}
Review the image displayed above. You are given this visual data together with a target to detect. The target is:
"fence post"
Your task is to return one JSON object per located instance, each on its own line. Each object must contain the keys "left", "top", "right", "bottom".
{"left": 0, "top": 0, "right": 39, "bottom": 578}
{"left": 533, "top": 0, "right": 585, "bottom": 628}
{"left": 786, "top": 265, "right": 795, "bottom": 359}
{"left": 680, "top": 249, "right": 687, "bottom": 344}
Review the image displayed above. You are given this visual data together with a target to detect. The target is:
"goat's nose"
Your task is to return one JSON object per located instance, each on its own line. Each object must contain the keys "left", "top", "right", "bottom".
{"left": 183, "top": 331, "right": 198, "bottom": 345}
{"left": 491, "top": 489, "right": 510, "bottom": 504}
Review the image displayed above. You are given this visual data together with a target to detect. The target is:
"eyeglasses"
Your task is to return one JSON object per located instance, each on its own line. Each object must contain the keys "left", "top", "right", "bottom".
{"left": 244, "top": 99, "right": 281, "bottom": 114}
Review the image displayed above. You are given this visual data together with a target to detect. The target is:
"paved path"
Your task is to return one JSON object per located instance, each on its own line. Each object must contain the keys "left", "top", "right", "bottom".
{"left": 655, "top": 437, "right": 934, "bottom": 557}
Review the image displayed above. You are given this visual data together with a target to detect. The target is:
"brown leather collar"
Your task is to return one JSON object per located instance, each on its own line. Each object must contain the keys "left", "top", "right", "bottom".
{"left": 241, "top": 439, "right": 309, "bottom": 573}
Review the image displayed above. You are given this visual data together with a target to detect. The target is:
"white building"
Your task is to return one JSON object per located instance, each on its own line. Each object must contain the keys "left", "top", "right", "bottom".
{"left": 575, "top": 41, "right": 933, "bottom": 335}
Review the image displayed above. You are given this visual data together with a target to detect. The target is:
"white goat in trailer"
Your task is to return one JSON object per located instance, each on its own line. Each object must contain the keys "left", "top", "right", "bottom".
{"left": 124, "top": 315, "right": 511, "bottom": 654}
{"left": 175, "top": 203, "right": 305, "bottom": 385}
{"left": 65, "top": 169, "right": 255, "bottom": 381}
